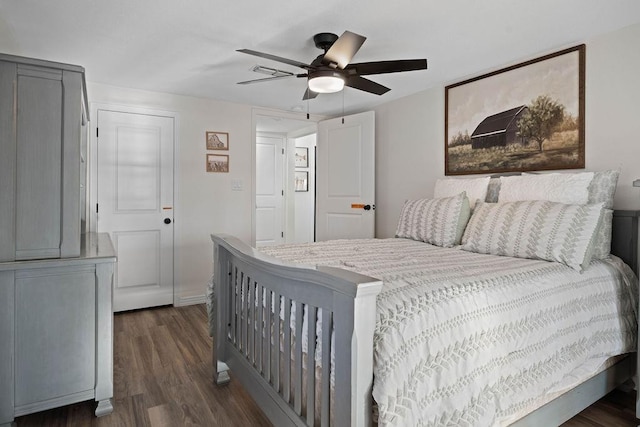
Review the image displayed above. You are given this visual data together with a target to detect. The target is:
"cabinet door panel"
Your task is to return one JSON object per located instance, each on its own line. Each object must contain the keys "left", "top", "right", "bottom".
{"left": 15, "top": 74, "right": 62, "bottom": 259}
{"left": 0, "top": 61, "right": 16, "bottom": 262}
{"left": 15, "top": 266, "right": 96, "bottom": 406}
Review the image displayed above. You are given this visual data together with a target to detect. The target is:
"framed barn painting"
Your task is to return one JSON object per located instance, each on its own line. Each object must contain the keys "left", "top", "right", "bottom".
{"left": 206, "top": 131, "right": 229, "bottom": 150}
{"left": 445, "top": 45, "right": 585, "bottom": 175}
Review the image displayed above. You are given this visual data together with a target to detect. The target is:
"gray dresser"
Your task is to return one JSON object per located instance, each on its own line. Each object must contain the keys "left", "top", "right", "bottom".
{"left": 0, "top": 54, "right": 115, "bottom": 426}
{"left": 0, "top": 233, "right": 116, "bottom": 426}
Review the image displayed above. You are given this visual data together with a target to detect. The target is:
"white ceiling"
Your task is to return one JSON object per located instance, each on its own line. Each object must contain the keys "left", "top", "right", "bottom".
{"left": 1, "top": 0, "right": 639, "bottom": 117}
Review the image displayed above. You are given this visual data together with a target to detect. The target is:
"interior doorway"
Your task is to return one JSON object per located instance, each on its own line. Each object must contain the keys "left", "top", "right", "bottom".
{"left": 254, "top": 112, "right": 318, "bottom": 246}
{"left": 94, "top": 108, "right": 175, "bottom": 312}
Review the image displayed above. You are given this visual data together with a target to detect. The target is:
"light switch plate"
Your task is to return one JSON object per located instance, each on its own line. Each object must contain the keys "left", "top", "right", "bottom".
{"left": 231, "top": 179, "right": 243, "bottom": 191}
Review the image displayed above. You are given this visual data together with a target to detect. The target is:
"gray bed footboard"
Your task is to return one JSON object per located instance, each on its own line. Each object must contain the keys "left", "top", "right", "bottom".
{"left": 211, "top": 234, "right": 382, "bottom": 427}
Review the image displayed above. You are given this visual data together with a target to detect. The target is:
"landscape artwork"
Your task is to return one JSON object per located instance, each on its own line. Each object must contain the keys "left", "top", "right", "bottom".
{"left": 445, "top": 45, "right": 585, "bottom": 175}
{"left": 206, "top": 154, "right": 229, "bottom": 172}
{"left": 206, "top": 131, "right": 229, "bottom": 150}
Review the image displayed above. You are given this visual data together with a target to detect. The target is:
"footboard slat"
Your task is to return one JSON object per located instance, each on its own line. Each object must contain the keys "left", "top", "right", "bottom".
{"left": 274, "top": 290, "right": 281, "bottom": 393}
{"left": 242, "top": 274, "right": 251, "bottom": 359}
{"left": 248, "top": 277, "right": 255, "bottom": 363}
{"left": 320, "top": 308, "right": 331, "bottom": 427}
{"left": 306, "top": 305, "right": 317, "bottom": 426}
{"left": 256, "top": 282, "right": 263, "bottom": 371}
{"left": 283, "top": 296, "right": 292, "bottom": 403}
{"left": 294, "top": 300, "right": 303, "bottom": 415}
{"left": 230, "top": 267, "right": 237, "bottom": 345}
{"left": 211, "top": 234, "right": 382, "bottom": 427}
{"left": 265, "top": 289, "right": 272, "bottom": 384}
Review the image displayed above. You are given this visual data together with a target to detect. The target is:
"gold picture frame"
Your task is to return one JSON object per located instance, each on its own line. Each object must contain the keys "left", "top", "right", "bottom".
{"left": 206, "top": 131, "right": 229, "bottom": 150}
{"left": 206, "top": 154, "right": 229, "bottom": 173}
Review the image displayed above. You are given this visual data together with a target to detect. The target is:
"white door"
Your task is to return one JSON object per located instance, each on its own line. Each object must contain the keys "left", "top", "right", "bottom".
{"left": 256, "top": 134, "right": 285, "bottom": 247}
{"left": 97, "top": 110, "right": 174, "bottom": 312}
{"left": 316, "top": 111, "right": 375, "bottom": 241}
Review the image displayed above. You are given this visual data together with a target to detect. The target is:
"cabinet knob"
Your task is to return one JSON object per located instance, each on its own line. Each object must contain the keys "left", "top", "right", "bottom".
{"left": 164, "top": 218, "right": 172, "bottom": 224}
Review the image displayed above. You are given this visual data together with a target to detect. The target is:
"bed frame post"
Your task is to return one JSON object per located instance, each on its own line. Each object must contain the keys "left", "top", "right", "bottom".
{"left": 212, "top": 239, "right": 231, "bottom": 385}
{"left": 330, "top": 269, "right": 382, "bottom": 427}
{"left": 351, "top": 281, "right": 383, "bottom": 426}
{"left": 611, "top": 210, "right": 640, "bottom": 419}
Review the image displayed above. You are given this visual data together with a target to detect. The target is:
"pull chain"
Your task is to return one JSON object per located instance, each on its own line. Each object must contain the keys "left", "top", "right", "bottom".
{"left": 341, "top": 89, "right": 345, "bottom": 124}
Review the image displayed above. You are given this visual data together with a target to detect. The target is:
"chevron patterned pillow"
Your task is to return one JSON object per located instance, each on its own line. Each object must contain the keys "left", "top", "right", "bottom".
{"left": 461, "top": 200, "right": 604, "bottom": 272}
{"left": 395, "top": 192, "right": 471, "bottom": 248}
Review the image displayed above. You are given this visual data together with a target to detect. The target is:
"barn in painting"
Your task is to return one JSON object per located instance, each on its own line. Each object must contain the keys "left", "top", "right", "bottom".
{"left": 471, "top": 105, "right": 528, "bottom": 149}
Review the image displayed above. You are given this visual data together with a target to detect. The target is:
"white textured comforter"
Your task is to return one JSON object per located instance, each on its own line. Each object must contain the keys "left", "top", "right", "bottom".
{"left": 259, "top": 238, "right": 637, "bottom": 427}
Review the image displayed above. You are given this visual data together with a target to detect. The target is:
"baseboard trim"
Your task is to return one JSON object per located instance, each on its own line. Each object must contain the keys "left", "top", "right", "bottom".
{"left": 175, "top": 294, "right": 206, "bottom": 306}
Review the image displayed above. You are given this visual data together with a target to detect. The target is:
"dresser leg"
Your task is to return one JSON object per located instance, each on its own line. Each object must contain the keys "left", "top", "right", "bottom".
{"left": 95, "top": 399, "right": 113, "bottom": 417}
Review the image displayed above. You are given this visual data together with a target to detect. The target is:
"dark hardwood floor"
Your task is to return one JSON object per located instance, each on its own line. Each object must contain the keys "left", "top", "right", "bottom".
{"left": 15, "top": 304, "right": 639, "bottom": 426}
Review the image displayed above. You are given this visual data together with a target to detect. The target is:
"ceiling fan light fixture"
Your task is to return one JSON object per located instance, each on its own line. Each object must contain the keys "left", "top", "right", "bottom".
{"left": 308, "top": 70, "right": 345, "bottom": 93}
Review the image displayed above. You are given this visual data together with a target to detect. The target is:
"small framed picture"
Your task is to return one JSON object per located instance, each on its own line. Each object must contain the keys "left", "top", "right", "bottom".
{"left": 295, "top": 171, "right": 308, "bottom": 192}
{"left": 206, "top": 154, "right": 229, "bottom": 173}
{"left": 206, "top": 131, "right": 229, "bottom": 150}
{"left": 295, "top": 147, "right": 308, "bottom": 168}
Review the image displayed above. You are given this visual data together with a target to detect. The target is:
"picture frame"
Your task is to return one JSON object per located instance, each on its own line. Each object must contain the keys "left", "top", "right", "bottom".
{"left": 206, "top": 131, "right": 229, "bottom": 150}
{"left": 445, "top": 45, "right": 585, "bottom": 175}
{"left": 206, "top": 154, "right": 229, "bottom": 173}
{"left": 295, "top": 147, "right": 309, "bottom": 168}
{"left": 295, "top": 171, "right": 308, "bottom": 192}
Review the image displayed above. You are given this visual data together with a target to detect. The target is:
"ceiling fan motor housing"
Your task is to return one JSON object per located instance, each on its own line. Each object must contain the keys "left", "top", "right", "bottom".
{"left": 313, "top": 33, "right": 339, "bottom": 52}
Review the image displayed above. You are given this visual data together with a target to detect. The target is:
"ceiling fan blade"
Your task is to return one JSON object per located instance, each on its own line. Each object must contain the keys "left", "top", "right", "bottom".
{"left": 323, "top": 31, "right": 366, "bottom": 69}
{"left": 303, "top": 87, "right": 319, "bottom": 100}
{"left": 344, "top": 59, "right": 427, "bottom": 76}
{"left": 251, "top": 64, "right": 294, "bottom": 77}
{"left": 237, "top": 74, "right": 304, "bottom": 85}
{"left": 237, "top": 49, "right": 312, "bottom": 70}
{"left": 344, "top": 75, "right": 390, "bottom": 95}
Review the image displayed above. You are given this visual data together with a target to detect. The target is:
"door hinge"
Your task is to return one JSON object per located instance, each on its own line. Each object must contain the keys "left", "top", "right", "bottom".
{"left": 96, "top": 127, "right": 99, "bottom": 138}
{"left": 96, "top": 203, "right": 99, "bottom": 213}
{"left": 282, "top": 148, "right": 285, "bottom": 155}
{"left": 282, "top": 190, "right": 284, "bottom": 196}
{"left": 281, "top": 232, "right": 284, "bottom": 238}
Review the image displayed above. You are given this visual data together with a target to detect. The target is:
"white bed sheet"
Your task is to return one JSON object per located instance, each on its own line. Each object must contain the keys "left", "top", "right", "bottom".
{"left": 259, "top": 238, "right": 637, "bottom": 427}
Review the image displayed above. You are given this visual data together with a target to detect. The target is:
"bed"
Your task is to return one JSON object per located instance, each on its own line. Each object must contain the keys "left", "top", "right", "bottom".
{"left": 208, "top": 172, "right": 640, "bottom": 427}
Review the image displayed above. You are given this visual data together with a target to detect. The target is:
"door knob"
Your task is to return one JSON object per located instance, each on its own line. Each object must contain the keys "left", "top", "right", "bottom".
{"left": 363, "top": 205, "right": 371, "bottom": 211}
{"left": 164, "top": 218, "right": 172, "bottom": 224}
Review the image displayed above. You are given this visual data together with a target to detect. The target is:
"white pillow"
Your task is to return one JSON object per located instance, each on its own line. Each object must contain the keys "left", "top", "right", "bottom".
{"left": 395, "top": 192, "right": 471, "bottom": 248}
{"left": 499, "top": 172, "right": 594, "bottom": 205}
{"left": 461, "top": 200, "right": 604, "bottom": 272}
{"left": 434, "top": 177, "right": 490, "bottom": 209}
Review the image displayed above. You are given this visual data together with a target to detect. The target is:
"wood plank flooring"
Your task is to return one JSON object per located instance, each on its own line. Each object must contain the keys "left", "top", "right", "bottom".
{"left": 15, "top": 304, "right": 639, "bottom": 426}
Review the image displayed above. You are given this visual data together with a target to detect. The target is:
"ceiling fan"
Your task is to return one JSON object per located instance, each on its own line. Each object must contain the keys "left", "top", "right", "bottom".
{"left": 237, "top": 31, "right": 428, "bottom": 100}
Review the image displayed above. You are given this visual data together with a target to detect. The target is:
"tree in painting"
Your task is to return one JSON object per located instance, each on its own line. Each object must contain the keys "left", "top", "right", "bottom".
{"left": 517, "top": 95, "right": 565, "bottom": 152}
